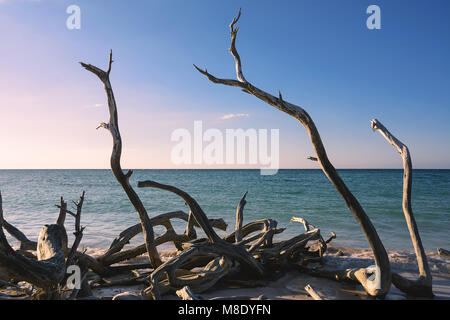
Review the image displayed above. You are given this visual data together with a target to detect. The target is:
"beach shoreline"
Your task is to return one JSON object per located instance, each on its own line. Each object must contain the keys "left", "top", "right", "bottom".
{"left": 78, "top": 245, "right": 450, "bottom": 300}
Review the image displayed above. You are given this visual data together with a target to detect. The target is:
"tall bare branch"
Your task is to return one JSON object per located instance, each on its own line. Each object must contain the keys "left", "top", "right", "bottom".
{"left": 194, "top": 9, "right": 391, "bottom": 297}
{"left": 371, "top": 119, "right": 433, "bottom": 297}
{"left": 80, "top": 51, "right": 162, "bottom": 267}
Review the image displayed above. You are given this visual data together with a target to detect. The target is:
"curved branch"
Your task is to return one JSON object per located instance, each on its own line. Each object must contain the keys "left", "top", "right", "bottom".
{"left": 138, "top": 180, "right": 222, "bottom": 243}
{"left": 2, "top": 220, "right": 37, "bottom": 251}
{"left": 0, "top": 192, "right": 67, "bottom": 289}
{"left": 137, "top": 180, "right": 264, "bottom": 275}
{"left": 234, "top": 191, "right": 247, "bottom": 243}
{"left": 66, "top": 191, "right": 85, "bottom": 267}
{"left": 194, "top": 9, "right": 391, "bottom": 297}
{"left": 371, "top": 119, "right": 433, "bottom": 297}
{"left": 80, "top": 51, "right": 162, "bottom": 267}
{"left": 229, "top": 8, "right": 246, "bottom": 83}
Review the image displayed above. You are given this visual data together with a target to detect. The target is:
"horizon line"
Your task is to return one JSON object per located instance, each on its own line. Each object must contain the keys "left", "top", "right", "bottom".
{"left": 1, "top": 168, "right": 449, "bottom": 170}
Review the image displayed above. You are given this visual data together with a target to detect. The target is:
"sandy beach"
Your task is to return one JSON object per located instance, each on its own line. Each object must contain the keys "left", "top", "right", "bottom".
{"left": 71, "top": 245, "right": 450, "bottom": 300}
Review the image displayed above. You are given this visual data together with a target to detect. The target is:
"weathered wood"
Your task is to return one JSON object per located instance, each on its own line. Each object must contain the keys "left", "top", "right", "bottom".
{"left": 194, "top": 9, "right": 391, "bottom": 298}
{"left": 234, "top": 191, "right": 248, "bottom": 243}
{"left": 138, "top": 180, "right": 264, "bottom": 276}
{"left": 56, "top": 196, "right": 67, "bottom": 226}
{"left": 0, "top": 192, "right": 67, "bottom": 289}
{"left": 304, "top": 284, "right": 323, "bottom": 300}
{"left": 2, "top": 220, "right": 37, "bottom": 251}
{"left": 81, "top": 51, "right": 162, "bottom": 268}
{"left": 438, "top": 248, "right": 450, "bottom": 257}
{"left": 66, "top": 191, "right": 85, "bottom": 267}
{"left": 145, "top": 246, "right": 239, "bottom": 299}
{"left": 224, "top": 219, "right": 282, "bottom": 243}
{"left": 99, "top": 210, "right": 227, "bottom": 263}
{"left": 176, "top": 286, "right": 202, "bottom": 300}
{"left": 371, "top": 119, "right": 433, "bottom": 297}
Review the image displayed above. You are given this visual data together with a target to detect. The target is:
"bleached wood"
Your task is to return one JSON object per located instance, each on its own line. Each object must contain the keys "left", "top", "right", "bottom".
{"left": 235, "top": 191, "right": 248, "bottom": 243}
{"left": 80, "top": 51, "right": 162, "bottom": 268}
{"left": 371, "top": 119, "right": 433, "bottom": 297}
{"left": 194, "top": 9, "right": 391, "bottom": 298}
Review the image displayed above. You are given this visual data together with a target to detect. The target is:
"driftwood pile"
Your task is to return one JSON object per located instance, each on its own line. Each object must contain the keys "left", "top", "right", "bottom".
{"left": 0, "top": 9, "right": 438, "bottom": 300}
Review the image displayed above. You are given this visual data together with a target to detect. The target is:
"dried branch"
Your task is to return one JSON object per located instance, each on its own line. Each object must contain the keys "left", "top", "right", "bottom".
{"left": 371, "top": 119, "right": 433, "bottom": 297}
{"left": 138, "top": 180, "right": 264, "bottom": 276}
{"left": 2, "top": 220, "right": 37, "bottom": 251}
{"left": 194, "top": 9, "right": 391, "bottom": 297}
{"left": 234, "top": 191, "right": 248, "bottom": 243}
{"left": 438, "top": 248, "right": 450, "bottom": 257}
{"left": 80, "top": 50, "right": 162, "bottom": 267}
{"left": 56, "top": 197, "right": 67, "bottom": 226}
{"left": 176, "top": 286, "right": 202, "bottom": 300}
{"left": 66, "top": 191, "right": 85, "bottom": 267}
{"left": 304, "top": 284, "right": 323, "bottom": 300}
{"left": 0, "top": 191, "right": 67, "bottom": 291}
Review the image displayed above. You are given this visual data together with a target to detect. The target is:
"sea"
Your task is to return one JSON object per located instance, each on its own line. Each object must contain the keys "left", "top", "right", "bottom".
{"left": 0, "top": 169, "right": 448, "bottom": 252}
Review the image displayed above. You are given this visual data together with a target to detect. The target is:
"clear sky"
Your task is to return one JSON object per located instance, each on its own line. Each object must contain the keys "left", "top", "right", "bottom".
{"left": 0, "top": 0, "right": 449, "bottom": 169}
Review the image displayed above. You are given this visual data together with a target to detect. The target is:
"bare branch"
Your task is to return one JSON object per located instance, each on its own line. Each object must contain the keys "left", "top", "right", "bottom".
{"left": 56, "top": 197, "right": 68, "bottom": 227}
{"left": 81, "top": 51, "right": 162, "bottom": 267}
{"left": 66, "top": 191, "right": 85, "bottom": 266}
{"left": 194, "top": 11, "right": 391, "bottom": 297}
{"left": 371, "top": 119, "right": 433, "bottom": 297}
{"left": 137, "top": 180, "right": 264, "bottom": 277}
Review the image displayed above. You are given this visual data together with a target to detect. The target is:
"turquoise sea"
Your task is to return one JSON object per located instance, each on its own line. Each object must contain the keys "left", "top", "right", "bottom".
{"left": 0, "top": 169, "right": 448, "bottom": 251}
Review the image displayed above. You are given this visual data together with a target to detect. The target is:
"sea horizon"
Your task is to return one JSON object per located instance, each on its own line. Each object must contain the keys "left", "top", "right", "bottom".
{"left": 1, "top": 168, "right": 450, "bottom": 170}
{"left": 1, "top": 169, "right": 448, "bottom": 252}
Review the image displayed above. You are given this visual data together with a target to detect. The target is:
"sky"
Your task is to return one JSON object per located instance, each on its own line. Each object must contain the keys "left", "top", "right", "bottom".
{"left": 0, "top": 0, "right": 449, "bottom": 169}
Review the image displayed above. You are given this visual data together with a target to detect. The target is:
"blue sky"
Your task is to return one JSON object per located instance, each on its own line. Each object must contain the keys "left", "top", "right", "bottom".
{"left": 0, "top": 0, "right": 449, "bottom": 168}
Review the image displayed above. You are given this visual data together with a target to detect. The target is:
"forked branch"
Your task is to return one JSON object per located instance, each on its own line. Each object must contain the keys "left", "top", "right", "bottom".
{"left": 137, "top": 180, "right": 264, "bottom": 276}
{"left": 194, "top": 9, "right": 391, "bottom": 297}
{"left": 80, "top": 51, "right": 162, "bottom": 267}
{"left": 371, "top": 119, "right": 433, "bottom": 297}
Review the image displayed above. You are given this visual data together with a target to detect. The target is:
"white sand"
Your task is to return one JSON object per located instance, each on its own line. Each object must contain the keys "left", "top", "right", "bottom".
{"left": 87, "top": 245, "right": 450, "bottom": 300}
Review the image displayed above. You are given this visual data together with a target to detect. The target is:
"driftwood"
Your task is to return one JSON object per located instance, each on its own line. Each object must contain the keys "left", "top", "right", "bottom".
{"left": 0, "top": 191, "right": 86, "bottom": 299}
{"left": 99, "top": 210, "right": 227, "bottom": 264}
{"left": 0, "top": 15, "right": 438, "bottom": 300}
{"left": 371, "top": 119, "right": 433, "bottom": 297}
{"left": 234, "top": 191, "right": 248, "bottom": 243}
{"left": 136, "top": 178, "right": 333, "bottom": 299}
{"left": 176, "top": 286, "right": 202, "bottom": 300}
{"left": 195, "top": 8, "right": 391, "bottom": 298}
{"left": 137, "top": 181, "right": 265, "bottom": 277}
{"left": 438, "top": 248, "right": 450, "bottom": 257}
{"left": 304, "top": 284, "right": 323, "bottom": 300}
{"left": 2, "top": 220, "right": 37, "bottom": 251}
{"left": 81, "top": 51, "right": 162, "bottom": 268}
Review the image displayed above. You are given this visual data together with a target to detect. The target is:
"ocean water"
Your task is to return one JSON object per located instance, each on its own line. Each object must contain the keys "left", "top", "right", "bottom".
{"left": 0, "top": 169, "right": 448, "bottom": 252}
